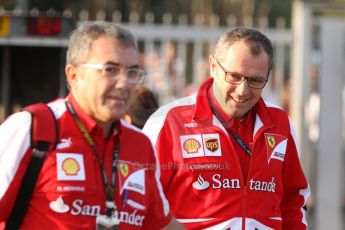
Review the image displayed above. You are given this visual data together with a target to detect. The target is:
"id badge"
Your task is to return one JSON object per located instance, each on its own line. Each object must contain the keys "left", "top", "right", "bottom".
{"left": 96, "top": 214, "right": 120, "bottom": 230}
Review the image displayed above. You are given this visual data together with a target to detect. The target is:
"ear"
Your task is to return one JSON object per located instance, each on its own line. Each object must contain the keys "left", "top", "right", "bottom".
{"left": 123, "top": 114, "right": 132, "bottom": 124}
{"left": 65, "top": 64, "right": 78, "bottom": 89}
{"left": 209, "top": 55, "right": 217, "bottom": 78}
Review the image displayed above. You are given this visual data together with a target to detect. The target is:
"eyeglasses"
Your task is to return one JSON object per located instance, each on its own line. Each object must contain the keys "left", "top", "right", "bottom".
{"left": 79, "top": 63, "right": 146, "bottom": 84}
{"left": 215, "top": 59, "right": 268, "bottom": 89}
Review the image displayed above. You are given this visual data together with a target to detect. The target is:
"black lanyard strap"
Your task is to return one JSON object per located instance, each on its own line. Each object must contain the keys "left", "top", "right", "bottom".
{"left": 230, "top": 130, "right": 252, "bottom": 156}
{"left": 65, "top": 99, "right": 119, "bottom": 216}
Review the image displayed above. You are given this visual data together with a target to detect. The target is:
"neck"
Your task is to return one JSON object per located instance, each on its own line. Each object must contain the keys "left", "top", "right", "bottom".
{"left": 207, "top": 86, "right": 234, "bottom": 128}
{"left": 97, "top": 121, "right": 115, "bottom": 138}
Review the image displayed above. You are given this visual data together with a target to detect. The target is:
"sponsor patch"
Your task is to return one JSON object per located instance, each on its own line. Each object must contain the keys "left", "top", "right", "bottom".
{"left": 180, "top": 134, "right": 222, "bottom": 158}
{"left": 264, "top": 133, "right": 287, "bottom": 163}
{"left": 267, "top": 136, "right": 275, "bottom": 148}
{"left": 192, "top": 174, "right": 241, "bottom": 190}
{"left": 187, "top": 163, "right": 230, "bottom": 171}
{"left": 204, "top": 138, "right": 218, "bottom": 152}
{"left": 184, "top": 122, "right": 197, "bottom": 128}
{"left": 202, "top": 134, "right": 221, "bottom": 156}
{"left": 180, "top": 135, "right": 204, "bottom": 158}
{"left": 50, "top": 197, "right": 146, "bottom": 226}
{"left": 118, "top": 160, "right": 146, "bottom": 195}
{"left": 57, "top": 186, "right": 85, "bottom": 192}
{"left": 183, "top": 138, "right": 201, "bottom": 153}
{"left": 249, "top": 177, "right": 276, "bottom": 192}
{"left": 50, "top": 196, "right": 69, "bottom": 213}
{"left": 57, "top": 153, "right": 85, "bottom": 181}
{"left": 119, "top": 163, "right": 129, "bottom": 177}
{"left": 192, "top": 175, "right": 210, "bottom": 190}
{"left": 56, "top": 137, "right": 72, "bottom": 149}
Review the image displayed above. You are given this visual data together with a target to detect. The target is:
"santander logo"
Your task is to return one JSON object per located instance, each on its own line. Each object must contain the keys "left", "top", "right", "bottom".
{"left": 192, "top": 175, "right": 210, "bottom": 190}
{"left": 192, "top": 174, "right": 242, "bottom": 190}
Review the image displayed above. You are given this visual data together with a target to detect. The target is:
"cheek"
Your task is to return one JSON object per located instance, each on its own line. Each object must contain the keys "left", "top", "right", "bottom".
{"left": 214, "top": 76, "right": 229, "bottom": 90}
{"left": 85, "top": 82, "right": 108, "bottom": 104}
{"left": 248, "top": 89, "right": 263, "bottom": 106}
{"left": 213, "top": 80, "right": 226, "bottom": 99}
{"left": 94, "top": 77, "right": 112, "bottom": 93}
{"left": 252, "top": 89, "right": 263, "bottom": 99}
{"left": 223, "top": 84, "right": 237, "bottom": 100}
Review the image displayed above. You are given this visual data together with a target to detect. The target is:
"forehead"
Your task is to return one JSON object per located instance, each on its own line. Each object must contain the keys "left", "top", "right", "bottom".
{"left": 224, "top": 40, "right": 267, "bottom": 59}
{"left": 222, "top": 40, "right": 270, "bottom": 75}
{"left": 88, "top": 36, "right": 139, "bottom": 65}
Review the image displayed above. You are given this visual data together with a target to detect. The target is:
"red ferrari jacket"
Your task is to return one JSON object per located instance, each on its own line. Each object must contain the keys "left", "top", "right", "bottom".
{"left": 143, "top": 78, "right": 310, "bottom": 230}
{"left": 0, "top": 95, "right": 171, "bottom": 230}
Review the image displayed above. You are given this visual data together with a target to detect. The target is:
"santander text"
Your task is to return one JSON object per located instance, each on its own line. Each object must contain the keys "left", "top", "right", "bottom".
{"left": 212, "top": 174, "right": 241, "bottom": 189}
{"left": 249, "top": 177, "right": 276, "bottom": 192}
{"left": 70, "top": 200, "right": 145, "bottom": 226}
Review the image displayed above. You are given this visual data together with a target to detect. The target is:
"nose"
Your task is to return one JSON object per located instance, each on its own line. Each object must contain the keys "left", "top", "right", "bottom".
{"left": 113, "top": 71, "right": 131, "bottom": 89}
{"left": 235, "top": 78, "right": 250, "bottom": 95}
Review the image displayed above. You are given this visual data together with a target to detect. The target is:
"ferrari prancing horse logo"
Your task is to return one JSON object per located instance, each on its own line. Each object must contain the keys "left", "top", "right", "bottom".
{"left": 264, "top": 133, "right": 288, "bottom": 163}
{"left": 119, "top": 163, "right": 129, "bottom": 177}
{"left": 267, "top": 136, "right": 275, "bottom": 148}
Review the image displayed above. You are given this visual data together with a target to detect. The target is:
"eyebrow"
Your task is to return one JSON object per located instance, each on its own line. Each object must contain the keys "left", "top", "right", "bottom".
{"left": 226, "top": 71, "right": 266, "bottom": 80}
{"left": 105, "top": 61, "right": 140, "bottom": 69}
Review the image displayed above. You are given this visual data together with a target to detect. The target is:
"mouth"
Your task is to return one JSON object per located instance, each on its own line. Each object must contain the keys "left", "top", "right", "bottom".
{"left": 230, "top": 95, "right": 248, "bottom": 103}
{"left": 107, "top": 95, "right": 127, "bottom": 104}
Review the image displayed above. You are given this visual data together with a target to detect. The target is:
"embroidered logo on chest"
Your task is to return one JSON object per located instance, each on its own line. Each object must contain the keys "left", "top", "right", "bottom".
{"left": 118, "top": 160, "right": 146, "bottom": 195}
{"left": 56, "top": 137, "right": 72, "bottom": 149}
{"left": 56, "top": 153, "right": 86, "bottom": 181}
{"left": 264, "top": 133, "right": 288, "bottom": 163}
{"left": 180, "top": 134, "right": 222, "bottom": 158}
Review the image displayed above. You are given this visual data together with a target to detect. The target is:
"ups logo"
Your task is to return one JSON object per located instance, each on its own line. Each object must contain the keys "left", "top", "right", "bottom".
{"left": 205, "top": 138, "right": 219, "bottom": 152}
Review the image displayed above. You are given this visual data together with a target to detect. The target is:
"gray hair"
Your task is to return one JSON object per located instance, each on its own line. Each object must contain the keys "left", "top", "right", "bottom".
{"left": 66, "top": 21, "right": 137, "bottom": 65}
{"left": 213, "top": 28, "right": 274, "bottom": 73}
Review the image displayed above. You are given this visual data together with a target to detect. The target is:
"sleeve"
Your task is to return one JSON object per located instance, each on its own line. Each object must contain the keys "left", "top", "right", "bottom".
{"left": 281, "top": 131, "right": 310, "bottom": 230}
{"left": 141, "top": 142, "right": 172, "bottom": 230}
{"left": 154, "top": 126, "right": 176, "bottom": 192}
{"left": 142, "top": 114, "right": 175, "bottom": 193}
{"left": 0, "top": 111, "right": 33, "bottom": 222}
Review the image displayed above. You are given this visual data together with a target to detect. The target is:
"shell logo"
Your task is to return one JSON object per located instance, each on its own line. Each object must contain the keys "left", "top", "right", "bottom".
{"left": 62, "top": 158, "right": 80, "bottom": 176}
{"left": 183, "top": 138, "right": 201, "bottom": 153}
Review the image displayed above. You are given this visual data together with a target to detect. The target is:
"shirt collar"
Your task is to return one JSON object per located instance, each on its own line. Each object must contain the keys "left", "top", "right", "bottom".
{"left": 253, "top": 98, "right": 274, "bottom": 129}
{"left": 233, "top": 109, "right": 254, "bottom": 130}
{"left": 192, "top": 77, "right": 214, "bottom": 123}
{"left": 67, "top": 93, "right": 99, "bottom": 134}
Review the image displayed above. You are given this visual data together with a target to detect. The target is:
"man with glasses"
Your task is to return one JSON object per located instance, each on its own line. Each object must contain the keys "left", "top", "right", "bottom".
{"left": 0, "top": 21, "right": 182, "bottom": 229}
{"left": 143, "top": 28, "right": 310, "bottom": 229}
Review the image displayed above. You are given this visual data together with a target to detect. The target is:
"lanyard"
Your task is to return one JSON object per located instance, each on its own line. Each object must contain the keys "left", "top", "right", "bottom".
{"left": 230, "top": 130, "right": 252, "bottom": 156}
{"left": 65, "top": 99, "right": 119, "bottom": 217}
{"left": 207, "top": 94, "right": 252, "bottom": 156}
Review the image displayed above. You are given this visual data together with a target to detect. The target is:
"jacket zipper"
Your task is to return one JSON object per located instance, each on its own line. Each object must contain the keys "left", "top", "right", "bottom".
{"left": 242, "top": 187, "right": 247, "bottom": 230}
{"left": 213, "top": 121, "right": 251, "bottom": 230}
